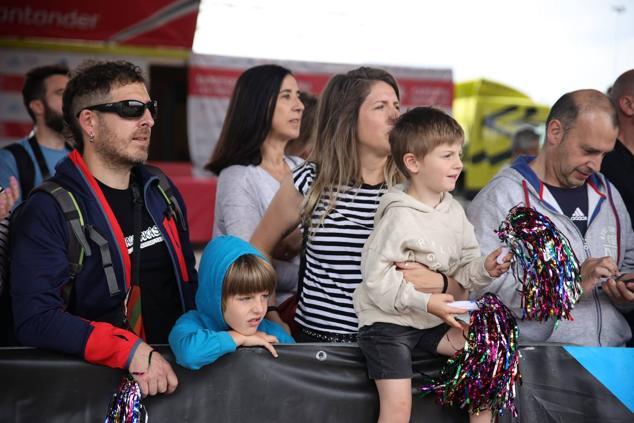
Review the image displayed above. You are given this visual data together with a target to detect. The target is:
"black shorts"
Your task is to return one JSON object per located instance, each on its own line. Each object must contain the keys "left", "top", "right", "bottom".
{"left": 357, "top": 322, "right": 450, "bottom": 380}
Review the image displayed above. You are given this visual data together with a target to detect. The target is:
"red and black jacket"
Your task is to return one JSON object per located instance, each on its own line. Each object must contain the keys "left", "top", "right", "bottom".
{"left": 10, "top": 151, "right": 197, "bottom": 369}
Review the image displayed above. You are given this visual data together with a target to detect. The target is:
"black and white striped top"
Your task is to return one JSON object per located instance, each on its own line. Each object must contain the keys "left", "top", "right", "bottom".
{"left": 293, "top": 162, "right": 387, "bottom": 334}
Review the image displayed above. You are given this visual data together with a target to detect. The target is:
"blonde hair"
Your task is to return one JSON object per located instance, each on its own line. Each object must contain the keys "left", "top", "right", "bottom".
{"left": 221, "top": 254, "right": 276, "bottom": 311}
{"left": 303, "top": 67, "right": 402, "bottom": 232}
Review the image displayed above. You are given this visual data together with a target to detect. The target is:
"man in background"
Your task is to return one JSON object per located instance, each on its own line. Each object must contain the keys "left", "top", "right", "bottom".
{"left": 602, "top": 69, "right": 634, "bottom": 345}
{"left": 0, "top": 64, "right": 72, "bottom": 203}
{"left": 511, "top": 125, "right": 540, "bottom": 160}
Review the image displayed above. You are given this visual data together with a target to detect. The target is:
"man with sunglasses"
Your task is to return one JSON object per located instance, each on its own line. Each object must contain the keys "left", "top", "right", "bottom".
{"left": 0, "top": 64, "right": 72, "bottom": 204}
{"left": 9, "top": 61, "right": 198, "bottom": 397}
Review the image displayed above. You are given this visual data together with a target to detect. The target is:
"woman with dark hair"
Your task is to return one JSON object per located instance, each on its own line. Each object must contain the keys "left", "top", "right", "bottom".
{"left": 206, "top": 64, "right": 304, "bottom": 305}
{"left": 252, "top": 67, "right": 467, "bottom": 342}
{"left": 285, "top": 92, "right": 318, "bottom": 160}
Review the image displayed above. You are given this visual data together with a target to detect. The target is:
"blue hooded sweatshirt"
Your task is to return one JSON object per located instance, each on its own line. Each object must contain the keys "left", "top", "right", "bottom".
{"left": 169, "top": 236, "right": 294, "bottom": 369}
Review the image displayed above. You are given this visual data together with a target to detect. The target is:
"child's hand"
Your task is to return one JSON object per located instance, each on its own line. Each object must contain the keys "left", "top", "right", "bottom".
{"left": 0, "top": 176, "right": 19, "bottom": 220}
{"left": 427, "top": 293, "right": 468, "bottom": 329}
{"left": 485, "top": 247, "right": 512, "bottom": 277}
{"left": 230, "top": 330, "right": 280, "bottom": 358}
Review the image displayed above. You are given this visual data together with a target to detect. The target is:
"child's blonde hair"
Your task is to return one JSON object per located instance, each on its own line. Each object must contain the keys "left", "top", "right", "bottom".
{"left": 221, "top": 254, "right": 276, "bottom": 311}
{"left": 389, "top": 106, "right": 464, "bottom": 176}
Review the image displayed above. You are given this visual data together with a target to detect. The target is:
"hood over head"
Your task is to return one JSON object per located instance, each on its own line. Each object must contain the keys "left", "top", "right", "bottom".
{"left": 196, "top": 235, "right": 267, "bottom": 329}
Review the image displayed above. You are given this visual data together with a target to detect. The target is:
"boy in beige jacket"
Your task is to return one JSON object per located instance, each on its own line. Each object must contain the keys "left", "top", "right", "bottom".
{"left": 353, "top": 107, "right": 511, "bottom": 423}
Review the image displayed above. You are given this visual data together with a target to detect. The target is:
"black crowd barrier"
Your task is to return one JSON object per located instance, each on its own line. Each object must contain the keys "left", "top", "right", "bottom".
{"left": 0, "top": 344, "right": 631, "bottom": 422}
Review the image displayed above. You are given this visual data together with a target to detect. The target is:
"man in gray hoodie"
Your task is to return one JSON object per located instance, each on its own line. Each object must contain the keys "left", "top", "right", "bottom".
{"left": 467, "top": 89, "right": 634, "bottom": 346}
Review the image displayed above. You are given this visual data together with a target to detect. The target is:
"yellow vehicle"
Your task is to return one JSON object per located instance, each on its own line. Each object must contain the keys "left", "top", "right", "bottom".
{"left": 453, "top": 79, "right": 549, "bottom": 198}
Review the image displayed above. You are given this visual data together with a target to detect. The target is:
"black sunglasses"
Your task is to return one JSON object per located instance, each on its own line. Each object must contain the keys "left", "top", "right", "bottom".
{"left": 78, "top": 100, "right": 158, "bottom": 119}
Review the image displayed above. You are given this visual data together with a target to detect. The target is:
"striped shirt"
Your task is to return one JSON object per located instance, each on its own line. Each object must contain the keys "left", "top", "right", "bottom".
{"left": 293, "top": 162, "right": 387, "bottom": 334}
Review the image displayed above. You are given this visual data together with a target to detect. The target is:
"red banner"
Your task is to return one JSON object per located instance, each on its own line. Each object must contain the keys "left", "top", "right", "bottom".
{"left": 188, "top": 67, "right": 333, "bottom": 99}
{"left": 0, "top": 122, "right": 33, "bottom": 139}
{"left": 186, "top": 54, "right": 454, "bottom": 175}
{"left": 0, "top": 0, "right": 199, "bottom": 48}
{"left": 398, "top": 79, "right": 454, "bottom": 109}
{"left": 188, "top": 67, "right": 453, "bottom": 108}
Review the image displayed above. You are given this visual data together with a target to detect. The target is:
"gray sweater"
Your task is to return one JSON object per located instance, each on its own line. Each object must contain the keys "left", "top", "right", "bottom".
{"left": 467, "top": 156, "right": 634, "bottom": 346}
{"left": 213, "top": 156, "right": 303, "bottom": 303}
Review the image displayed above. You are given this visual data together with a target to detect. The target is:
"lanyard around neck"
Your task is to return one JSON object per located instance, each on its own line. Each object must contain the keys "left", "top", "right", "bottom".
{"left": 131, "top": 178, "right": 143, "bottom": 288}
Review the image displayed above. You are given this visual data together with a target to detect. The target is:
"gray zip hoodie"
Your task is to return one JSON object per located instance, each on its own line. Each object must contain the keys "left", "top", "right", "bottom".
{"left": 354, "top": 182, "right": 493, "bottom": 330}
{"left": 466, "top": 156, "right": 634, "bottom": 346}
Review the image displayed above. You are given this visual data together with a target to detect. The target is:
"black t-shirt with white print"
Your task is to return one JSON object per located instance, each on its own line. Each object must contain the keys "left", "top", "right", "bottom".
{"left": 544, "top": 182, "right": 588, "bottom": 237}
{"left": 98, "top": 179, "right": 182, "bottom": 344}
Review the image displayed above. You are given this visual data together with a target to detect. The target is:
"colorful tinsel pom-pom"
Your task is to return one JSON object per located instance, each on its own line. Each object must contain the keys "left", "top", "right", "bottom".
{"left": 420, "top": 293, "right": 521, "bottom": 418}
{"left": 496, "top": 205, "right": 582, "bottom": 321}
{"left": 104, "top": 375, "right": 148, "bottom": 423}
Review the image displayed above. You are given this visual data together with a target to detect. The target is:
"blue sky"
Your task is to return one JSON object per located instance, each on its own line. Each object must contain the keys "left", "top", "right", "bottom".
{"left": 193, "top": 0, "right": 634, "bottom": 105}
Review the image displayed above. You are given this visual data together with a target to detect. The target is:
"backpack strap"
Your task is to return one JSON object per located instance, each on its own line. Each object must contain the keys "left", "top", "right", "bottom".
{"left": 86, "top": 225, "right": 120, "bottom": 297}
{"left": 145, "top": 165, "right": 188, "bottom": 232}
{"left": 27, "top": 135, "right": 51, "bottom": 180}
{"left": 35, "top": 182, "right": 120, "bottom": 306}
{"left": 4, "top": 143, "right": 35, "bottom": 198}
{"left": 36, "top": 181, "right": 90, "bottom": 305}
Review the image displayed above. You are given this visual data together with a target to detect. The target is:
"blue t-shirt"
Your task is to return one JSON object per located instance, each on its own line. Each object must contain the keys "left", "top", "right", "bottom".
{"left": 0, "top": 136, "right": 71, "bottom": 204}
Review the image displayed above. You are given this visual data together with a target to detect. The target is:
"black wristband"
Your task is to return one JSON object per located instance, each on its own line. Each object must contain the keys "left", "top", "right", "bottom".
{"left": 267, "top": 305, "right": 279, "bottom": 313}
{"left": 439, "top": 272, "right": 448, "bottom": 293}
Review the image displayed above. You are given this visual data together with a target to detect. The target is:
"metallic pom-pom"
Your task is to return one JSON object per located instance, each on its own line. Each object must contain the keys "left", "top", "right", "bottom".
{"left": 421, "top": 293, "right": 521, "bottom": 418}
{"left": 104, "top": 376, "right": 148, "bottom": 423}
{"left": 496, "top": 205, "right": 582, "bottom": 322}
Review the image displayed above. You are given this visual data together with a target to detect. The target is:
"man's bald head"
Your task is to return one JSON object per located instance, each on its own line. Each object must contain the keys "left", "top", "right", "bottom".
{"left": 545, "top": 89, "right": 618, "bottom": 137}
{"left": 609, "top": 70, "right": 634, "bottom": 128}
{"left": 610, "top": 69, "right": 634, "bottom": 103}
{"left": 540, "top": 89, "right": 619, "bottom": 188}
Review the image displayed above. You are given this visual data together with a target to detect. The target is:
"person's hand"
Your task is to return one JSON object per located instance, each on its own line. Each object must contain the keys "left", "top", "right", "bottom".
{"left": 602, "top": 272, "right": 634, "bottom": 305}
{"left": 395, "top": 261, "right": 443, "bottom": 293}
{"left": 272, "top": 227, "right": 302, "bottom": 261}
{"left": 0, "top": 176, "right": 19, "bottom": 219}
{"left": 426, "top": 293, "right": 467, "bottom": 329}
{"left": 229, "top": 330, "right": 280, "bottom": 358}
{"left": 129, "top": 342, "right": 178, "bottom": 397}
{"left": 266, "top": 310, "right": 291, "bottom": 335}
{"left": 484, "top": 247, "right": 512, "bottom": 277}
{"left": 579, "top": 256, "right": 619, "bottom": 293}
{"left": 396, "top": 261, "right": 468, "bottom": 299}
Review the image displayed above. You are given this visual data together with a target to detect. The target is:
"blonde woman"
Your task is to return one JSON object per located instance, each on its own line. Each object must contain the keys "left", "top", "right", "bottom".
{"left": 252, "top": 67, "right": 466, "bottom": 342}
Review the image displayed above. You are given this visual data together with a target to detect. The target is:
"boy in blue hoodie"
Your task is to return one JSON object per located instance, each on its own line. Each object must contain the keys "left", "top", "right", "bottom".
{"left": 169, "top": 236, "right": 294, "bottom": 370}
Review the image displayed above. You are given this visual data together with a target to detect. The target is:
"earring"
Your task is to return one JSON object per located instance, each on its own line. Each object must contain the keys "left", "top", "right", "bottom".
{"left": 89, "top": 133, "right": 95, "bottom": 143}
